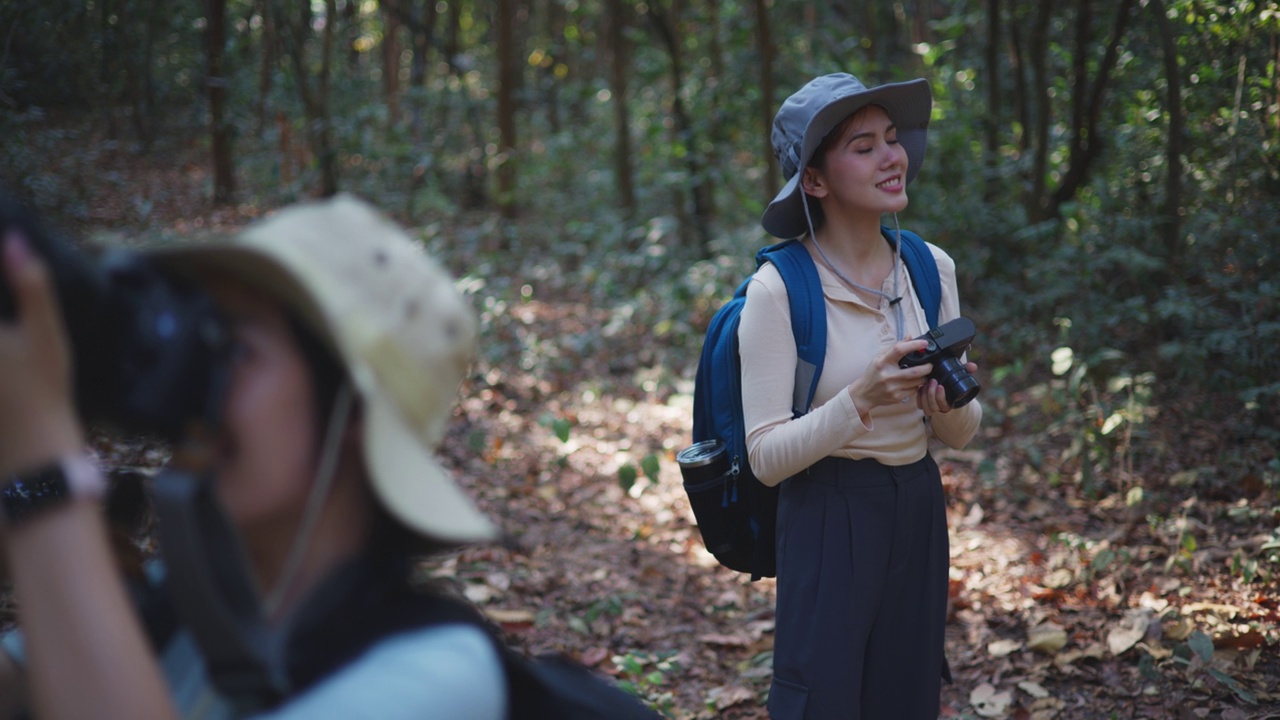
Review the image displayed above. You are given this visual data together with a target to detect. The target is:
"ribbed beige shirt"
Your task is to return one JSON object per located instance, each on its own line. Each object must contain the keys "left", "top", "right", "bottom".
{"left": 739, "top": 238, "right": 982, "bottom": 486}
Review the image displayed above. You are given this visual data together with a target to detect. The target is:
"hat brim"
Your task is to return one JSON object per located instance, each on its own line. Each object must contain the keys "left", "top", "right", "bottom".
{"left": 363, "top": 390, "right": 497, "bottom": 544}
{"left": 762, "top": 78, "right": 932, "bottom": 239}
{"left": 147, "top": 242, "right": 498, "bottom": 545}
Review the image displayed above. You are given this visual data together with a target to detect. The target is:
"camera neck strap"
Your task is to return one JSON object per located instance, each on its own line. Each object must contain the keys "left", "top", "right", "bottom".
{"left": 151, "top": 468, "right": 289, "bottom": 714}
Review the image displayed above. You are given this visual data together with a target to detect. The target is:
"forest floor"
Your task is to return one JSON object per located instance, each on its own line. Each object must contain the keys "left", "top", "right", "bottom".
{"left": 42, "top": 138, "right": 1280, "bottom": 719}
{"left": 430, "top": 272, "right": 1280, "bottom": 719}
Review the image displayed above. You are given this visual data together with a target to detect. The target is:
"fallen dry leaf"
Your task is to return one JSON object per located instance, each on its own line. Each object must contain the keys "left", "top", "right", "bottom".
{"left": 1107, "top": 608, "right": 1153, "bottom": 656}
{"left": 698, "top": 632, "right": 753, "bottom": 647}
{"left": 483, "top": 607, "right": 536, "bottom": 626}
{"left": 988, "top": 639, "right": 1022, "bottom": 657}
{"left": 707, "top": 685, "right": 756, "bottom": 711}
{"left": 1028, "top": 622, "right": 1069, "bottom": 654}
{"left": 970, "top": 682, "right": 1014, "bottom": 718}
{"left": 1018, "top": 680, "right": 1050, "bottom": 699}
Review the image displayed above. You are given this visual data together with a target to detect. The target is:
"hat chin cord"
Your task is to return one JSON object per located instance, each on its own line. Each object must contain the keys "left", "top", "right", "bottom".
{"left": 801, "top": 191, "right": 907, "bottom": 341}
{"left": 263, "top": 381, "right": 357, "bottom": 619}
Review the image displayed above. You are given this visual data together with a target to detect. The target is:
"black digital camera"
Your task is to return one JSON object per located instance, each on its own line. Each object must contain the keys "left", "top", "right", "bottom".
{"left": 898, "top": 317, "right": 981, "bottom": 409}
{"left": 0, "top": 195, "right": 233, "bottom": 441}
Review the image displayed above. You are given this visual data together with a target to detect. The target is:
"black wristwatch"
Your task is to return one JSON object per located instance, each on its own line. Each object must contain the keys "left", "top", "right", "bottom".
{"left": 0, "top": 456, "right": 105, "bottom": 528}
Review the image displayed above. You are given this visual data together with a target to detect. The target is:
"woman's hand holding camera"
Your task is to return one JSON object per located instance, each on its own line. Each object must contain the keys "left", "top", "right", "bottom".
{"left": 0, "top": 233, "right": 82, "bottom": 476}
{"left": 847, "top": 339, "right": 932, "bottom": 422}
{"left": 915, "top": 360, "right": 979, "bottom": 417}
{"left": 846, "top": 339, "right": 979, "bottom": 423}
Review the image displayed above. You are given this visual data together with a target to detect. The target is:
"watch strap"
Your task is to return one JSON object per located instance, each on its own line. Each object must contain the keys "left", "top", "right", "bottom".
{"left": 1, "top": 456, "right": 106, "bottom": 528}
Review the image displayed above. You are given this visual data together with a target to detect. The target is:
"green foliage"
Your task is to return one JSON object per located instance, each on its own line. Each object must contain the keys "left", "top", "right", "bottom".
{"left": 1168, "top": 630, "right": 1258, "bottom": 704}
{"left": 1, "top": 0, "right": 1276, "bottom": 490}
{"left": 612, "top": 650, "right": 679, "bottom": 716}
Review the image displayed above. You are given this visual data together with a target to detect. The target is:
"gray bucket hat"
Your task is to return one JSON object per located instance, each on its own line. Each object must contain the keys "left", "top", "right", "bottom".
{"left": 761, "top": 73, "right": 932, "bottom": 239}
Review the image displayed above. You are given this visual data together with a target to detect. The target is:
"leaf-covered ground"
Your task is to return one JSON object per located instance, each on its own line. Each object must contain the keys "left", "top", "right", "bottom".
{"left": 44, "top": 138, "right": 1280, "bottom": 719}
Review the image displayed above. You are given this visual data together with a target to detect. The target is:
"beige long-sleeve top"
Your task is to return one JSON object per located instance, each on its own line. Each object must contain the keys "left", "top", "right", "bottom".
{"left": 739, "top": 238, "right": 982, "bottom": 486}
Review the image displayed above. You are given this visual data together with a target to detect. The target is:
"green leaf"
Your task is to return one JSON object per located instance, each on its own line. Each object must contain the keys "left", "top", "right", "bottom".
{"left": 640, "top": 453, "right": 661, "bottom": 481}
{"left": 618, "top": 464, "right": 638, "bottom": 493}
{"left": 1207, "top": 667, "right": 1257, "bottom": 704}
{"left": 552, "top": 417, "right": 573, "bottom": 443}
{"left": 1188, "top": 630, "right": 1214, "bottom": 661}
{"left": 1089, "top": 548, "right": 1116, "bottom": 574}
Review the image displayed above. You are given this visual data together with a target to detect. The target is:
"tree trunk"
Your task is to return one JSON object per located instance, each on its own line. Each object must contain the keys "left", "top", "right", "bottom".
{"left": 914, "top": 0, "right": 934, "bottom": 46}
{"left": 317, "top": 0, "right": 339, "bottom": 196}
{"left": 1007, "top": 3, "right": 1031, "bottom": 157}
{"left": 277, "top": 0, "right": 339, "bottom": 196}
{"left": 409, "top": 0, "right": 437, "bottom": 88}
{"left": 496, "top": 0, "right": 519, "bottom": 220}
{"left": 344, "top": 0, "right": 360, "bottom": 67}
{"left": 983, "top": 0, "right": 1001, "bottom": 201}
{"left": 383, "top": 0, "right": 402, "bottom": 125}
{"left": 541, "top": 0, "right": 564, "bottom": 133}
{"left": 255, "top": 0, "right": 276, "bottom": 136}
{"left": 1148, "top": 0, "right": 1184, "bottom": 270}
{"left": 1026, "top": 1, "right": 1051, "bottom": 222}
{"left": 100, "top": 0, "right": 119, "bottom": 139}
{"left": 649, "top": 0, "right": 714, "bottom": 253}
{"left": 1047, "top": 0, "right": 1135, "bottom": 214}
{"left": 206, "top": 0, "right": 235, "bottom": 204}
{"left": 607, "top": 0, "right": 636, "bottom": 215}
{"left": 755, "top": 0, "right": 778, "bottom": 202}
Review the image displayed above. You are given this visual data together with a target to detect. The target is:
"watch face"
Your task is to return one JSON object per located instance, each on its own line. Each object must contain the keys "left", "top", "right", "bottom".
{"left": 2, "top": 465, "right": 70, "bottom": 527}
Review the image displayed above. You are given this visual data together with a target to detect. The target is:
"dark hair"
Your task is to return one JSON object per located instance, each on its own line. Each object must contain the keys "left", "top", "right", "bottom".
{"left": 285, "top": 315, "right": 348, "bottom": 446}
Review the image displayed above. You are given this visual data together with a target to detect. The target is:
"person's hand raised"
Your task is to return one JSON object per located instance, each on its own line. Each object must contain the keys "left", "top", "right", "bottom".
{"left": 0, "top": 233, "right": 83, "bottom": 474}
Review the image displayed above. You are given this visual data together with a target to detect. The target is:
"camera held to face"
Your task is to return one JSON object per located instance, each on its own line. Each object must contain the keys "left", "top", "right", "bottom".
{"left": 898, "top": 317, "right": 981, "bottom": 409}
{"left": 0, "top": 195, "right": 233, "bottom": 442}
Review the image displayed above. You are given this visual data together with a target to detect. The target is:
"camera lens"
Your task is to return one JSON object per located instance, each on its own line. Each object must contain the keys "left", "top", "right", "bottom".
{"left": 934, "top": 356, "right": 980, "bottom": 408}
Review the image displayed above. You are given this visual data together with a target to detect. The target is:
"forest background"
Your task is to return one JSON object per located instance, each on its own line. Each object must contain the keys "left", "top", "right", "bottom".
{"left": 1, "top": 0, "right": 1278, "bottom": 717}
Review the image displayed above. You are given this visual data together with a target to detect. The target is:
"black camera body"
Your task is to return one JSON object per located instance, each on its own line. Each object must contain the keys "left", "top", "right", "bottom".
{"left": 0, "top": 195, "right": 232, "bottom": 442}
{"left": 898, "top": 317, "right": 981, "bottom": 409}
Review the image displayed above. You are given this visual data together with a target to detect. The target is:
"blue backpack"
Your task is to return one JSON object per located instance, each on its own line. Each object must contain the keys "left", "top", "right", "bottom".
{"left": 685, "top": 227, "right": 941, "bottom": 580}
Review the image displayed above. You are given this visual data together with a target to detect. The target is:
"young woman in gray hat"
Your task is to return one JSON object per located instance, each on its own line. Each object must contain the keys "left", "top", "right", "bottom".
{"left": 0, "top": 196, "right": 509, "bottom": 718}
{"left": 740, "top": 74, "right": 983, "bottom": 718}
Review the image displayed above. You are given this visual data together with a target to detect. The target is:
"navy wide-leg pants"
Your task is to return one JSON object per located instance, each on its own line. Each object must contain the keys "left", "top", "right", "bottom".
{"left": 767, "top": 455, "right": 949, "bottom": 720}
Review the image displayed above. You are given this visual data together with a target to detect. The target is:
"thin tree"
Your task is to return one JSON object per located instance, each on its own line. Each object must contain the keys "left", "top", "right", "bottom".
{"left": 983, "top": 0, "right": 1001, "bottom": 202}
{"left": 206, "top": 0, "right": 235, "bottom": 204}
{"left": 274, "top": 0, "right": 340, "bottom": 197}
{"left": 755, "top": 0, "right": 778, "bottom": 202}
{"left": 648, "top": 0, "right": 714, "bottom": 252}
{"left": 382, "top": 0, "right": 402, "bottom": 125}
{"left": 1148, "top": 0, "right": 1184, "bottom": 271}
{"left": 608, "top": 0, "right": 636, "bottom": 215}
{"left": 1046, "top": 0, "right": 1136, "bottom": 217}
{"left": 496, "top": 0, "right": 518, "bottom": 220}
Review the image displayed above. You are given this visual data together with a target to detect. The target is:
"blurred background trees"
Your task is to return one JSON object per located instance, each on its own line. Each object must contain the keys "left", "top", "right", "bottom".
{"left": 1, "top": 0, "right": 1277, "bottom": 484}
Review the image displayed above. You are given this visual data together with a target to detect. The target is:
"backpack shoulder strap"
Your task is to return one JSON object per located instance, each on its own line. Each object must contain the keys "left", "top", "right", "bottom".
{"left": 757, "top": 240, "right": 826, "bottom": 417}
{"left": 884, "top": 227, "right": 942, "bottom": 329}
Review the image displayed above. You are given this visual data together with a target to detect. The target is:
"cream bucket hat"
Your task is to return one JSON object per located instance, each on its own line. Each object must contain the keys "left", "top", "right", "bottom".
{"left": 155, "top": 194, "right": 496, "bottom": 545}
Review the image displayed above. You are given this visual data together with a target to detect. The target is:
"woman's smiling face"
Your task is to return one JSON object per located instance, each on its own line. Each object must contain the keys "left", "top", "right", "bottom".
{"left": 805, "top": 105, "right": 911, "bottom": 220}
